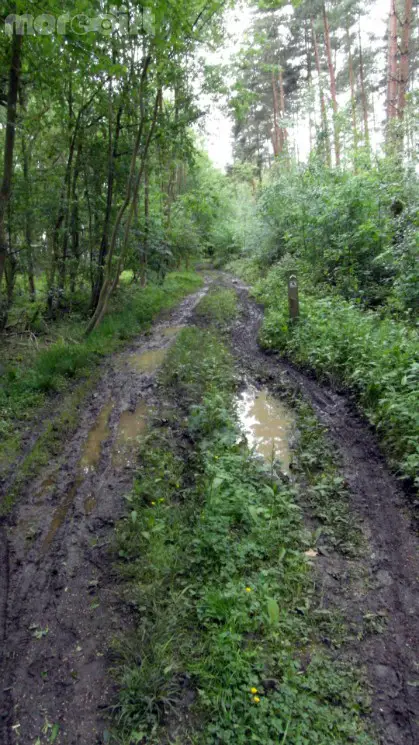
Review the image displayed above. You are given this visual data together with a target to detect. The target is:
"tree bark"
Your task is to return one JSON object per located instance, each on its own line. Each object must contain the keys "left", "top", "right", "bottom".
{"left": 358, "top": 20, "right": 370, "bottom": 147}
{"left": 140, "top": 163, "right": 149, "bottom": 287}
{"left": 84, "top": 69, "right": 158, "bottom": 337}
{"left": 0, "top": 31, "right": 22, "bottom": 326}
{"left": 311, "top": 17, "right": 331, "bottom": 167}
{"left": 21, "top": 134, "right": 36, "bottom": 300}
{"left": 398, "top": 0, "right": 413, "bottom": 119}
{"left": 346, "top": 24, "right": 358, "bottom": 153}
{"left": 271, "top": 71, "right": 280, "bottom": 157}
{"left": 322, "top": 3, "right": 340, "bottom": 165}
{"left": 90, "top": 102, "right": 123, "bottom": 310}
{"left": 387, "top": 0, "right": 399, "bottom": 121}
{"left": 279, "top": 68, "right": 288, "bottom": 151}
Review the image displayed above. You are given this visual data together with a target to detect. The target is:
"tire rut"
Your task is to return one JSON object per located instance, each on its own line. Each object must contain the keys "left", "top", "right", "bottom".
{"left": 226, "top": 276, "right": 419, "bottom": 745}
{"left": 0, "top": 282, "right": 211, "bottom": 745}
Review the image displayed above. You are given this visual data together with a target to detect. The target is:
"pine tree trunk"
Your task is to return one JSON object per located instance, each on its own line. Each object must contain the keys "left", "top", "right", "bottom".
{"left": 0, "top": 31, "right": 22, "bottom": 327}
{"left": 311, "top": 17, "right": 331, "bottom": 167}
{"left": 358, "top": 20, "right": 370, "bottom": 147}
{"left": 346, "top": 24, "right": 358, "bottom": 153}
{"left": 322, "top": 3, "right": 340, "bottom": 166}
{"left": 387, "top": 0, "right": 399, "bottom": 121}
{"left": 398, "top": 0, "right": 413, "bottom": 119}
{"left": 271, "top": 71, "right": 280, "bottom": 156}
{"left": 279, "top": 68, "right": 288, "bottom": 150}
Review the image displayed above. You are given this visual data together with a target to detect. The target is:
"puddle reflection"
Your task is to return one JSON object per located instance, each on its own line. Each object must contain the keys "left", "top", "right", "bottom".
{"left": 237, "top": 386, "right": 294, "bottom": 474}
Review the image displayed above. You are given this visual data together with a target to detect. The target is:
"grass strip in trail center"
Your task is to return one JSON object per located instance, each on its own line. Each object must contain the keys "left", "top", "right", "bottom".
{"left": 112, "top": 323, "right": 375, "bottom": 745}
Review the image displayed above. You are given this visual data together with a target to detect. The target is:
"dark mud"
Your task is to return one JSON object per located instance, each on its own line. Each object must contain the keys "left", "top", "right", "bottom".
{"left": 1, "top": 273, "right": 418, "bottom": 745}
{"left": 0, "top": 283, "right": 210, "bottom": 745}
{"left": 222, "top": 276, "right": 419, "bottom": 745}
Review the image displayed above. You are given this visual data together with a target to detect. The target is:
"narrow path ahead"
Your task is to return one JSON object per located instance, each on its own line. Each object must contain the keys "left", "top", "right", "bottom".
{"left": 0, "top": 282, "right": 211, "bottom": 745}
{"left": 1, "top": 273, "right": 418, "bottom": 745}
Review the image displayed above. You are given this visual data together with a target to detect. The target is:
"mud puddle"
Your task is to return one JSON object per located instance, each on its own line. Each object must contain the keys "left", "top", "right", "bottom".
{"left": 237, "top": 385, "right": 294, "bottom": 473}
{"left": 0, "top": 281, "right": 213, "bottom": 745}
{"left": 112, "top": 400, "right": 149, "bottom": 467}
{"left": 128, "top": 347, "right": 167, "bottom": 373}
{"left": 41, "top": 400, "right": 114, "bottom": 554}
{"left": 80, "top": 400, "right": 113, "bottom": 473}
{"left": 161, "top": 325, "right": 184, "bottom": 338}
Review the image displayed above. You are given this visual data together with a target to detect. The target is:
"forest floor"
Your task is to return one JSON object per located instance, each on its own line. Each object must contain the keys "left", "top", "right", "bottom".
{"left": 0, "top": 272, "right": 418, "bottom": 745}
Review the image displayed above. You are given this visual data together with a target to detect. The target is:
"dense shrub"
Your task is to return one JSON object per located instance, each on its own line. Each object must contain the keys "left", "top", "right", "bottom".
{"left": 258, "top": 289, "right": 419, "bottom": 486}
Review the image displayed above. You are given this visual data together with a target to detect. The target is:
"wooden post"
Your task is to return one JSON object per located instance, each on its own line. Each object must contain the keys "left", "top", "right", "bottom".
{"left": 288, "top": 273, "right": 299, "bottom": 320}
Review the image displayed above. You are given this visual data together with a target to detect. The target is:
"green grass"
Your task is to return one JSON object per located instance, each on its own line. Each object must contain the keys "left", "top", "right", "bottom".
{"left": 0, "top": 271, "right": 202, "bottom": 506}
{"left": 256, "top": 286, "right": 419, "bottom": 489}
{"left": 112, "top": 327, "right": 375, "bottom": 745}
{"left": 195, "top": 288, "right": 239, "bottom": 326}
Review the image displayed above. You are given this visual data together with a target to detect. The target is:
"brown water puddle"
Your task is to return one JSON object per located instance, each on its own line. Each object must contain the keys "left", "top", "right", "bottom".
{"left": 128, "top": 348, "right": 167, "bottom": 374}
{"left": 80, "top": 400, "right": 113, "bottom": 473}
{"left": 161, "top": 325, "right": 184, "bottom": 338}
{"left": 236, "top": 386, "right": 294, "bottom": 474}
{"left": 41, "top": 476, "right": 83, "bottom": 555}
{"left": 112, "top": 400, "right": 149, "bottom": 467}
{"left": 41, "top": 400, "right": 113, "bottom": 554}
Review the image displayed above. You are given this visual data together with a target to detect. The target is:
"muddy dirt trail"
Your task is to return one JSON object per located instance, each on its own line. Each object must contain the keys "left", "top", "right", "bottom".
{"left": 1, "top": 273, "right": 418, "bottom": 745}
{"left": 0, "top": 282, "right": 211, "bottom": 745}
{"left": 224, "top": 276, "right": 419, "bottom": 745}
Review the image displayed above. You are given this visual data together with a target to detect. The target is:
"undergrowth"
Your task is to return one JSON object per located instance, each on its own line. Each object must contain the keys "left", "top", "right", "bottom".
{"left": 112, "top": 326, "right": 375, "bottom": 745}
{"left": 0, "top": 272, "right": 202, "bottom": 469}
{"left": 194, "top": 288, "right": 238, "bottom": 326}
{"left": 257, "top": 287, "right": 418, "bottom": 488}
{"left": 0, "top": 272, "right": 202, "bottom": 510}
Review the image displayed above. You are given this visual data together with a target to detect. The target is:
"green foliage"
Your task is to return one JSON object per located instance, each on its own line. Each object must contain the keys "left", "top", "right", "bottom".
{"left": 259, "top": 291, "right": 419, "bottom": 486}
{"left": 235, "top": 157, "right": 418, "bottom": 317}
{"left": 113, "top": 325, "right": 375, "bottom": 745}
{"left": 0, "top": 272, "right": 202, "bottom": 485}
{"left": 195, "top": 288, "right": 239, "bottom": 326}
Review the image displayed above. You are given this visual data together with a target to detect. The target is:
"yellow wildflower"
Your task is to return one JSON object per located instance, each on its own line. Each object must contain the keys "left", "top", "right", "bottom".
{"left": 253, "top": 696, "right": 260, "bottom": 704}
{"left": 245, "top": 587, "right": 252, "bottom": 593}
{"left": 151, "top": 501, "right": 156, "bottom": 505}
{"left": 250, "top": 687, "right": 258, "bottom": 694}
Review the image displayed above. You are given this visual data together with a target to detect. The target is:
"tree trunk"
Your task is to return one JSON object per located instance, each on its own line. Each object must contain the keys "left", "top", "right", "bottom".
{"left": 311, "top": 17, "right": 331, "bottom": 167}
{"left": 140, "top": 164, "right": 149, "bottom": 287}
{"left": 387, "top": 0, "right": 399, "bottom": 121}
{"left": 21, "top": 133, "right": 36, "bottom": 301}
{"left": 322, "top": 3, "right": 340, "bottom": 166}
{"left": 279, "top": 68, "right": 288, "bottom": 151}
{"left": 69, "top": 143, "right": 82, "bottom": 295}
{"left": 0, "top": 31, "right": 22, "bottom": 327}
{"left": 358, "top": 20, "right": 370, "bottom": 147}
{"left": 91, "top": 102, "right": 123, "bottom": 310}
{"left": 84, "top": 72, "right": 158, "bottom": 337}
{"left": 398, "top": 0, "right": 413, "bottom": 119}
{"left": 346, "top": 24, "right": 358, "bottom": 154}
{"left": 271, "top": 71, "right": 280, "bottom": 157}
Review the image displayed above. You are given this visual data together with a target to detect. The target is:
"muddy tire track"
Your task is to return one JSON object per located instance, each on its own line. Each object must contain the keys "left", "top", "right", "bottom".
{"left": 0, "top": 283, "right": 211, "bottom": 745}
{"left": 223, "top": 276, "right": 419, "bottom": 745}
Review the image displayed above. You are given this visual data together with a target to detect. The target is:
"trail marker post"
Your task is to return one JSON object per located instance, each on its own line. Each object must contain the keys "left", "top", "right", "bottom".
{"left": 288, "top": 272, "right": 299, "bottom": 321}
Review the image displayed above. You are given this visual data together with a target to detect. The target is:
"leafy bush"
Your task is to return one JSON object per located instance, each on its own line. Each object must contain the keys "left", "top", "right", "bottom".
{"left": 232, "top": 156, "right": 418, "bottom": 317}
{"left": 259, "top": 291, "right": 419, "bottom": 486}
